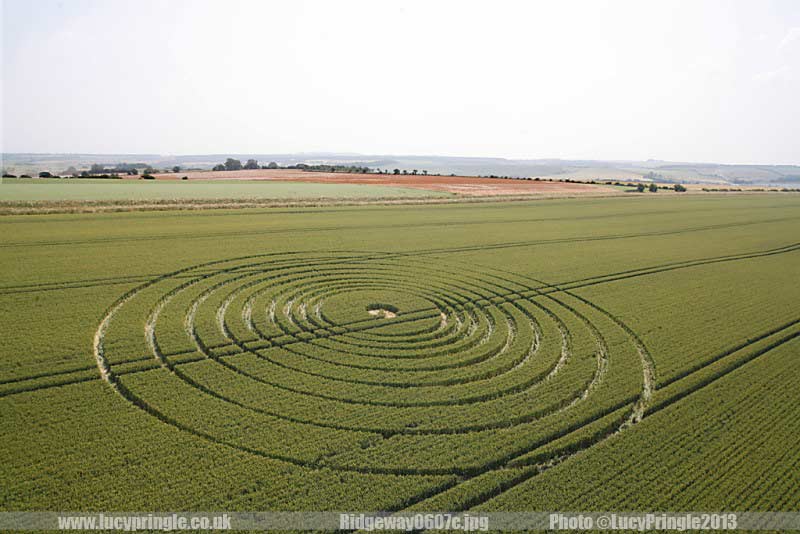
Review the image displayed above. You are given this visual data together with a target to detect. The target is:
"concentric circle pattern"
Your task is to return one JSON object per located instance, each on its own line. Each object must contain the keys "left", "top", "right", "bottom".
{"left": 95, "top": 251, "right": 652, "bottom": 476}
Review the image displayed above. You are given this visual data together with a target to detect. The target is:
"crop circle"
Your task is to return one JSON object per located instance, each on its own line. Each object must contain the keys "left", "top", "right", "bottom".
{"left": 95, "top": 251, "right": 650, "bottom": 475}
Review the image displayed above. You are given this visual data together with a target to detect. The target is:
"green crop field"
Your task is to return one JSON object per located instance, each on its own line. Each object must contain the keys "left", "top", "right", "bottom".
{"left": 0, "top": 178, "right": 446, "bottom": 201}
{"left": 1, "top": 194, "right": 799, "bottom": 527}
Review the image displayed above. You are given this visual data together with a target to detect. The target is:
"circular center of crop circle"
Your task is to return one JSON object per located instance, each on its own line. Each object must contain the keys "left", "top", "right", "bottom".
{"left": 321, "top": 289, "right": 429, "bottom": 325}
{"left": 366, "top": 303, "right": 399, "bottom": 319}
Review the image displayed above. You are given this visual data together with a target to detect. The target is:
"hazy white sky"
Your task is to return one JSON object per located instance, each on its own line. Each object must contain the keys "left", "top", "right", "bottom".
{"left": 2, "top": 0, "right": 799, "bottom": 163}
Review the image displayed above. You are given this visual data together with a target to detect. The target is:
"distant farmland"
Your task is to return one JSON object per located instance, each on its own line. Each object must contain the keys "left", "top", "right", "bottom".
{"left": 1, "top": 194, "right": 799, "bottom": 517}
{"left": 0, "top": 173, "right": 621, "bottom": 215}
{"left": 151, "top": 169, "right": 617, "bottom": 196}
{"left": 0, "top": 177, "right": 448, "bottom": 201}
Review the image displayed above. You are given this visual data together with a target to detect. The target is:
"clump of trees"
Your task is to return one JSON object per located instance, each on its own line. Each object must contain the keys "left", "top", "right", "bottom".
{"left": 87, "top": 163, "right": 143, "bottom": 176}
{"left": 211, "top": 158, "right": 259, "bottom": 171}
{"left": 623, "top": 174, "right": 687, "bottom": 193}
{"left": 225, "top": 158, "right": 243, "bottom": 171}
{"left": 212, "top": 158, "right": 243, "bottom": 171}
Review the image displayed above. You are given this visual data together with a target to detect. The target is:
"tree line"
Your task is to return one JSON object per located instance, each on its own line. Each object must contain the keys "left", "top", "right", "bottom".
{"left": 211, "top": 158, "right": 279, "bottom": 171}
{"left": 208, "top": 158, "right": 437, "bottom": 176}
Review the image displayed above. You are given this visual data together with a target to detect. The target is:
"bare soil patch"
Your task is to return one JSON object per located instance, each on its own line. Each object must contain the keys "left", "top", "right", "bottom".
{"left": 368, "top": 308, "right": 397, "bottom": 319}
{"left": 366, "top": 303, "right": 399, "bottom": 319}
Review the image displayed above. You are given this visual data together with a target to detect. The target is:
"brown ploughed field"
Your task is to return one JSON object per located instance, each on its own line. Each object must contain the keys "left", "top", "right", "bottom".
{"left": 152, "top": 169, "right": 615, "bottom": 196}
